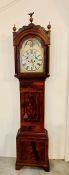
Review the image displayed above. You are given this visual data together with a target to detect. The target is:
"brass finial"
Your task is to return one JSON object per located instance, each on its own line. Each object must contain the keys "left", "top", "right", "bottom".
{"left": 28, "top": 12, "right": 34, "bottom": 23}
{"left": 47, "top": 22, "right": 51, "bottom": 31}
{"left": 13, "top": 24, "right": 16, "bottom": 32}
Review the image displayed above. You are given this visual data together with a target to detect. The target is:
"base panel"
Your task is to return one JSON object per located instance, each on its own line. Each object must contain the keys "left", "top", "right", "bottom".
{"left": 15, "top": 162, "right": 49, "bottom": 171}
{"left": 15, "top": 129, "right": 50, "bottom": 171}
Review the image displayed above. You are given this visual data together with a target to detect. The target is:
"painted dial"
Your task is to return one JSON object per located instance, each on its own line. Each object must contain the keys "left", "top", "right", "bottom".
{"left": 20, "top": 37, "right": 44, "bottom": 73}
{"left": 21, "top": 49, "right": 43, "bottom": 71}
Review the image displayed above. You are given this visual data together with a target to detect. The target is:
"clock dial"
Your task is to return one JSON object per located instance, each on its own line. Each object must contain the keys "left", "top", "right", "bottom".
{"left": 20, "top": 38, "right": 44, "bottom": 73}
{"left": 21, "top": 49, "right": 43, "bottom": 71}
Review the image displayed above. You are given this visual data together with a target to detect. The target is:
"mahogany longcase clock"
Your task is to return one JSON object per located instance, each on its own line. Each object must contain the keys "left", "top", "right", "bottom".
{"left": 13, "top": 12, "right": 51, "bottom": 171}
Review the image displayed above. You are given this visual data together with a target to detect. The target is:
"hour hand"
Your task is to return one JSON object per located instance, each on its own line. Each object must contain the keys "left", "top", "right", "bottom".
{"left": 35, "top": 56, "right": 37, "bottom": 59}
{"left": 26, "top": 56, "right": 29, "bottom": 60}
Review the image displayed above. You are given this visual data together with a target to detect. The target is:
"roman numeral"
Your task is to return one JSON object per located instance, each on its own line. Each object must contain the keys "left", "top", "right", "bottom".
{"left": 37, "top": 63, "right": 41, "bottom": 66}
{"left": 23, "top": 63, "right": 26, "bottom": 66}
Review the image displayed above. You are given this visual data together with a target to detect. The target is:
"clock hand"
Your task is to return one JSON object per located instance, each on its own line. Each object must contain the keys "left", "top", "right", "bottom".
{"left": 35, "top": 56, "right": 37, "bottom": 59}
{"left": 30, "top": 59, "right": 35, "bottom": 69}
{"left": 26, "top": 56, "right": 29, "bottom": 60}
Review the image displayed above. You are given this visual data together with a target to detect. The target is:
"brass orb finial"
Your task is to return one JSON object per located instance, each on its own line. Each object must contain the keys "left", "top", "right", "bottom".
{"left": 47, "top": 22, "right": 51, "bottom": 31}
{"left": 13, "top": 24, "right": 16, "bottom": 32}
{"left": 28, "top": 12, "right": 34, "bottom": 23}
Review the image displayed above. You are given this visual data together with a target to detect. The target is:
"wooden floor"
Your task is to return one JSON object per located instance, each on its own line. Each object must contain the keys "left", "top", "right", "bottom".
{"left": 0, "top": 158, "right": 69, "bottom": 175}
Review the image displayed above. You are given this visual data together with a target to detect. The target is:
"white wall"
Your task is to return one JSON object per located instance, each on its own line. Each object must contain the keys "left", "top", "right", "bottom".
{"left": 65, "top": 33, "right": 69, "bottom": 161}
{"left": 0, "top": 0, "right": 68, "bottom": 159}
{"left": 65, "top": 95, "right": 69, "bottom": 161}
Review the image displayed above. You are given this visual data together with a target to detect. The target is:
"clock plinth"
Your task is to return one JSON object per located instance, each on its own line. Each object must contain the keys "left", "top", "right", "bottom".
{"left": 13, "top": 14, "right": 51, "bottom": 171}
{"left": 15, "top": 129, "right": 49, "bottom": 171}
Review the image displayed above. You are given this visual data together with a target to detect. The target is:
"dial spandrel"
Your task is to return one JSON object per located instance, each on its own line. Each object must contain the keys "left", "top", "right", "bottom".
{"left": 20, "top": 38, "right": 44, "bottom": 73}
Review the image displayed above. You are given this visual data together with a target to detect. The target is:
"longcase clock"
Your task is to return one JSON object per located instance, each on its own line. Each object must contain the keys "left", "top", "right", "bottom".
{"left": 13, "top": 12, "right": 51, "bottom": 171}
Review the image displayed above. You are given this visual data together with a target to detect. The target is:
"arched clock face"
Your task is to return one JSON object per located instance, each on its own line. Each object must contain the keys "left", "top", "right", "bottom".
{"left": 20, "top": 38, "right": 44, "bottom": 73}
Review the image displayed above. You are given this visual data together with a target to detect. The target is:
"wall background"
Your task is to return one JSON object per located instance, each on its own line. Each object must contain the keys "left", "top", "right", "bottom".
{"left": 0, "top": 0, "right": 69, "bottom": 159}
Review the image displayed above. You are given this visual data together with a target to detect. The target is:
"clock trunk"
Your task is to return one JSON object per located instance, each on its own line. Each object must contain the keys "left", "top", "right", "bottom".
{"left": 20, "top": 81, "right": 44, "bottom": 132}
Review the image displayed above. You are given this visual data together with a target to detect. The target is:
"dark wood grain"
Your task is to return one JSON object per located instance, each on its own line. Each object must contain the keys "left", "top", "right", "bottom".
{"left": 20, "top": 81, "right": 44, "bottom": 132}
